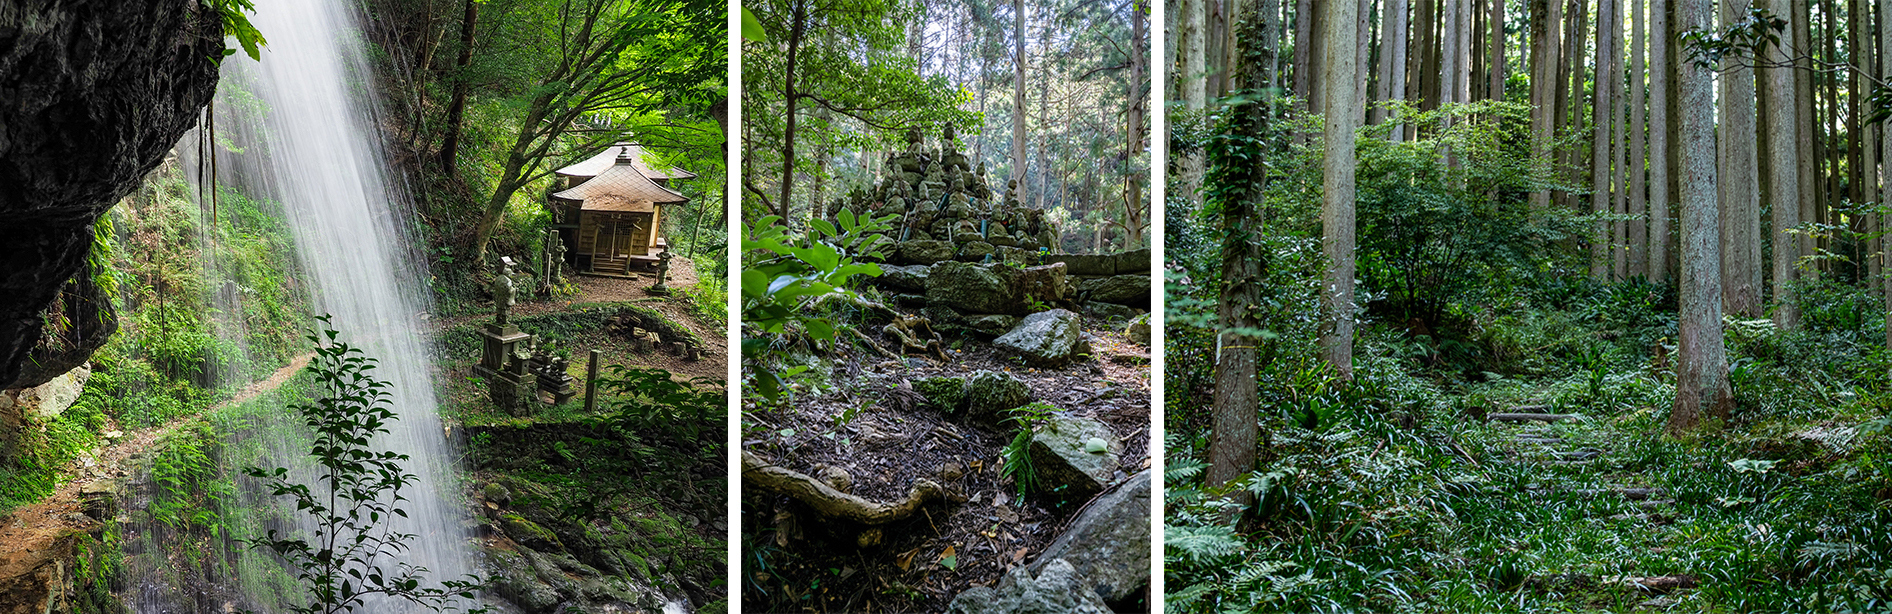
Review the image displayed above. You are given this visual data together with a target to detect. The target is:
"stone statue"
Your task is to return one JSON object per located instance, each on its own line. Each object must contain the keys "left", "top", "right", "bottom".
{"left": 492, "top": 258, "right": 517, "bottom": 326}
{"left": 544, "top": 230, "right": 566, "bottom": 291}
{"left": 654, "top": 250, "right": 673, "bottom": 288}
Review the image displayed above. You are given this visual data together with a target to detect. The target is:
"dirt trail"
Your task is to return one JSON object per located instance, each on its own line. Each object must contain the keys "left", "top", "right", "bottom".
{"left": 0, "top": 353, "right": 312, "bottom": 582}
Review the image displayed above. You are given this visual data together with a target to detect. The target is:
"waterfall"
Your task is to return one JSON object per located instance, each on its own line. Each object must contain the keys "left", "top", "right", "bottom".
{"left": 145, "top": 0, "right": 480, "bottom": 610}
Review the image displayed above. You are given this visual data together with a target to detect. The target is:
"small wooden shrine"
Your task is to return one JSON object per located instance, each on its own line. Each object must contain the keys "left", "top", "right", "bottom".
{"left": 548, "top": 143, "right": 692, "bottom": 277}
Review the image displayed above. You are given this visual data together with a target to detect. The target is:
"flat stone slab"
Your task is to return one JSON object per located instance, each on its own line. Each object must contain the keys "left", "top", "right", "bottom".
{"left": 1026, "top": 414, "right": 1121, "bottom": 499}
{"left": 1022, "top": 469, "right": 1150, "bottom": 602}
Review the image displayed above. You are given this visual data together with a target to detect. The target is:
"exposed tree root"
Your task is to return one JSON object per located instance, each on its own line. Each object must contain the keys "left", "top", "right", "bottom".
{"left": 742, "top": 451, "right": 950, "bottom": 525}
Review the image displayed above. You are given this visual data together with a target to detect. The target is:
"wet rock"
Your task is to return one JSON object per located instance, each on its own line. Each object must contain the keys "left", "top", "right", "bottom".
{"left": 0, "top": 0, "right": 222, "bottom": 388}
{"left": 0, "top": 362, "right": 90, "bottom": 421}
{"left": 1079, "top": 275, "right": 1150, "bottom": 308}
{"left": 962, "top": 370, "right": 1031, "bottom": 423}
{"left": 1024, "top": 469, "right": 1150, "bottom": 602}
{"left": 994, "top": 309, "right": 1086, "bottom": 366}
{"left": 1124, "top": 314, "right": 1151, "bottom": 345}
{"left": 897, "top": 240, "right": 957, "bottom": 265}
{"left": 501, "top": 513, "right": 565, "bottom": 552}
{"left": 1026, "top": 414, "right": 1121, "bottom": 499}
{"left": 945, "top": 558, "right": 1111, "bottom": 614}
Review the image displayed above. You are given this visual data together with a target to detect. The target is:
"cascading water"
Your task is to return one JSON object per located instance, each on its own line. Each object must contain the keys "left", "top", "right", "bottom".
{"left": 146, "top": 0, "right": 479, "bottom": 610}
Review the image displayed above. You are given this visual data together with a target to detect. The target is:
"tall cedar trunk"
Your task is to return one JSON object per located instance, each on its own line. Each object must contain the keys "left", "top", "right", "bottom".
{"left": 1459, "top": 0, "right": 1473, "bottom": 104}
{"left": 1866, "top": 0, "right": 1882, "bottom": 298}
{"left": 1489, "top": 0, "right": 1504, "bottom": 101}
{"left": 1883, "top": 0, "right": 1892, "bottom": 350}
{"left": 1440, "top": 0, "right": 1457, "bottom": 110}
{"left": 1294, "top": 0, "right": 1315, "bottom": 144}
{"left": 1796, "top": 0, "right": 1819, "bottom": 274}
{"left": 1630, "top": 0, "right": 1647, "bottom": 277}
{"left": 1566, "top": 0, "right": 1588, "bottom": 212}
{"left": 1417, "top": 0, "right": 1437, "bottom": 113}
{"left": 1408, "top": 0, "right": 1430, "bottom": 117}
{"left": 1667, "top": 0, "right": 1684, "bottom": 278}
{"left": 1591, "top": 0, "right": 1614, "bottom": 279}
{"left": 437, "top": 0, "right": 479, "bottom": 174}
{"left": 777, "top": 0, "right": 807, "bottom": 221}
{"left": 1013, "top": 0, "right": 1027, "bottom": 190}
{"left": 1614, "top": 0, "right": 1629, "bottom": 280}
{"left": 1357, "top": 0, "right": 1372, "bottom": 118}
{"left": 1128, "top": 0, "right": 1146, "bottom": 246}
{"left": 1824, "top": 0, "right": 1839, "bottom": 274}
{"left": 1320, "top": 0, "right": 1359, "bottom": 378}
{"left": 1206, "top": 0, "right": 1271, "bottom": 499}
{"left": 1532, "top": 0, "right": 1562, "bottom": 210}
{"left": 1767, "top": 0, "right": 1802, "bottom": 328}
{"left": 1373, "top": 0, "right": 1409, "bottom": 129}
{"left": 1182, "top": 0, "right": 1208, "bottom": 206}
{"left": 1672, "top": 0, "right": 1734, "bottom": 434}
{"left": 1649, "top": 0, "right": 1670, "bottom": 281}
{"left": 1264, "top": 0, "right": 1282, "bottom": 92}
{"left": 1719, "top": 0, "right": 1762, "bottom": 316}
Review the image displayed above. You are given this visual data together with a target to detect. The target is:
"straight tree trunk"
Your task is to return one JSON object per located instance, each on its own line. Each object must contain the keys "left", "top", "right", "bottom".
{"left": 1128, "top": 0, "right": 1147, "bottom": 246}
{"left": 1320, "top": 0, "right": 1360, "bottom": 379}
{"left": 1796, "top": 0, "right": 1820, "bottom": 274}
{"left": 1373, "top": 0, "right": 1410, "bottom": 130}
{"left": 1672, "top": 0, "right": 1734, "bottom": 435}
{"left": 1614, "top": 0, "right": 1630, "bottom": 280}
{"left": 1295, "top": 0, "right": 1316, "bottom": 143}
{"left": 1720, "top": 0, "right": 1763, "bottom": 317}
{"left": 1566, "top": 0, "right": 1589, "bottom": 212}
{"left": 1459, "top": 0, "right": 1474, "bottom": 104}
{"left": 1649, "top": 0, "right": 1670, "bottom": 282}
{"left": 776, "top": 0, "right": 808, "bottom": 222}
{"left": 1489, "top": 0, "right": 1504, "bottom": 101}
{"left": 1630, "top": 0, "right": 1647, "bottom": 277}
{"left": 1882, "top": 0, "right": 1892, "bottom": 350}
{"left": 437, "top": 0, "right": 479, "bottom": 174}
{"left": 1532, "top": 0, "right": 1562, "bottom": 211}
{"left": 1206, "top": 0, "right": 1271, "bottom": 498}
{"left": 1417, "top": 0, "right": 1439, "bottom": 112}
{"left": 1592, "top": 0, "right": 1615, "bottom": 279}
{"left": 1767, "top": 0, "right": 1802, "bottom": 328}
{"left": 1014, "top": 0, "right": 1028, "bottom": 189}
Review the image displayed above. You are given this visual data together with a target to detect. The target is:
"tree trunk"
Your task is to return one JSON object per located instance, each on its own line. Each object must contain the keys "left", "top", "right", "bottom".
{"left": 1489, "top": 0, "right": 1504, "bottom": 101}
{"left": 1373, "top": 0, "right": 1408, "bottom": 128}
{"left": 777, "top": 0, "right": 807, "bottom": 222}
{"left": 1719, "top": 0, "right": 1762, "bottom": 317}
{"left": 1319, "top": 0, "right": 1360, "bottom": 379}
{"left": 1649, "top": 0, "right": 1670, "bottom": 282}
{"left": 437, "top": 0, "right": 479, "bottom": 174}
{"left": 1532, "top": 0, "right": 1562, "bottom": 210}
{"left": 1013, "top": 0, "right": 1027, "bottom": 191}
{"left": 1796, "top": 0, "right": 1819, "bottom": 276}
{"left": 1182, "top": 0, "right": 1208, "bottom": 206}
{"left": 1128, "top": 0, "right": 1147, "bottom": 246}
{"left": 1295, "top": 0, "right": 1316, "bottom": 143}
{"left": 1591, "top": 0, "right": 1614, "bottom": 280}
{"left": 1671, "top": 0, "right": 1734, "bottom": 435}
{"left": 1766, "top": 0, "right": 1801, "bottom": 329}
{"left": 1882, "top": 0, "right": 1892, "bottom": 350}
{"left": 1206, "top": 0, "right": 1272, "bottom": 496}
{"left": 1630, "top": 0, "right": 1647, "bottom": 278}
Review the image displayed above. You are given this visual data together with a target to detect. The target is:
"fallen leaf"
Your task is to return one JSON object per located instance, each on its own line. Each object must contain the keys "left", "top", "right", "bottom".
{"left": 1013, "top": 548, "right": 1028, "bottom": 563}
{"left": 896, "top": 548, "right": 918, "bottom": 571}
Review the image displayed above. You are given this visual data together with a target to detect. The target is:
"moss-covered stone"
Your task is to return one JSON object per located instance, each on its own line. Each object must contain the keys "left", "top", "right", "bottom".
{"left": 915, "top": 376, "right": 966, "bottom": 411}
{"left": 501, "top": 513, "right": 564, "bottom": 552}
{"left": 963, "top": 370, "right": 1031, "bottom": 423}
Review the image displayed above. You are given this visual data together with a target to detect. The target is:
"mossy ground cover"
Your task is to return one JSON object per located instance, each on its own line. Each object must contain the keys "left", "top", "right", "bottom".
{"left": 1166, "top": 279, "right": 1892, "bottom": 613}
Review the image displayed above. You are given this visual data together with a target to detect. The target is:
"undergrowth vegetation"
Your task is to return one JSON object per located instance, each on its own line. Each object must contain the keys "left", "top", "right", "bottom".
{"left": 1167, "top": 97, "right": 1892, "bottom": 612}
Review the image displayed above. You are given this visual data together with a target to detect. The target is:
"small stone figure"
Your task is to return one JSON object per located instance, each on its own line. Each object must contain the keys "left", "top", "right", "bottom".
{"left": 492, "top": 257, "right": 518, "bottom": 326}
{"left": 654, "top": 251, "right": 673, "bottom": 286}
{"left": 543, "top": 230, "right": 566, "bottom": 293}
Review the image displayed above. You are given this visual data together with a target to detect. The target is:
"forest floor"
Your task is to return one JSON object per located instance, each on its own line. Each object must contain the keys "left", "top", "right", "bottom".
{"left": 743, "top": 315, "right": 1150, "bottom": 612}
{"left": 0, "top": 353, "right": 311, "bottom": 584}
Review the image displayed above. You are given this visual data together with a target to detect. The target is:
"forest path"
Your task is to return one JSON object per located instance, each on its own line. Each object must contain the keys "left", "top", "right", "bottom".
{"left": 0, "top": 352, "right": 313, "bottom": 584}
{"left": 1469, "top": 395, "right": 1700, "bottom": 609}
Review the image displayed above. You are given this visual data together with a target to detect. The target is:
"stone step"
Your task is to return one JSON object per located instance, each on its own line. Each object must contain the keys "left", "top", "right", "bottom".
{"left": 1490, "top": 412, "right": 1587, "bottom": 423}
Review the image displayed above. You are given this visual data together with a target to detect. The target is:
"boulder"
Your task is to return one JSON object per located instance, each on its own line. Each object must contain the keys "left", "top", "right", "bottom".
{"left": 994, "top": 246, "right": 1038, "bottom": 265}
{"left": 1080, "top": 275, "right": 1150, "bottom": 308}
{"left": 1025, "top": 470, "right": 1151, "bottom": 602}
{"left": 1026, "top": 414, "right": 1121, "bottom": 499}
{"left": 994, "top": 309, "right": 1086, "bottom": 366}
{"left": 957, "top": 241, "right": 997, "bottom": 261}
{"left": 874, "top": 264, "right": 932, "bottom": 293}
{"left": 914, "top": 376, "right": 966, "bottom": 411}
{"left": 1081, "top": 300, "right": 1140, "bottom": 324}
{"left": 1113, "top": 247, "right": 1152, "bottom": 273}
{"left": 1046, "top": 254, "right": 1117, "bottom": 276}
{"left": 501, "top": 513, "right": 565, "bottom": 552}
{"left": 928, "top": 262, "right": 1073, "bottom": 315}
{"left": 897, "top": 240, "right": 957, "bottom": 265}
{"left": 0, "top": 362, "right": 90, "bottom": 420}
{"left": 963, "top": 314, "right": 1022, "bottom": 336}
{"left": 1124, "top": 314, "right": 1151, "bottom": 345}
{"left": 945, "top": 558, "right": 1111, "bottom": 614}
{"left": 962, "top": 370, "right": 1031, "bottom": 422}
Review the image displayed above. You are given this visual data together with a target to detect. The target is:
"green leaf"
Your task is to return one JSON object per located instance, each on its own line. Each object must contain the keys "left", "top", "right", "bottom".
{"left": 741, "top": 6, "right": 768, "bottom": 42}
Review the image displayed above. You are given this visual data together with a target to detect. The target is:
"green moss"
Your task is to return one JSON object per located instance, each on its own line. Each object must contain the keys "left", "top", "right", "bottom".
{"left": 914, "top": 376, "right": 966, "bottom": 411}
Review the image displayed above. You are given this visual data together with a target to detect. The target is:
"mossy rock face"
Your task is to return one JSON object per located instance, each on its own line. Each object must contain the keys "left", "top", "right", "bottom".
{"left": 963, "top": 370, "right": 1031, "bottom": 423}
{"left": 915, "top": 376, "right": 966, "bottom": 411}
{"left": 501, "top": 513, "right": 564, "bottom": 552}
